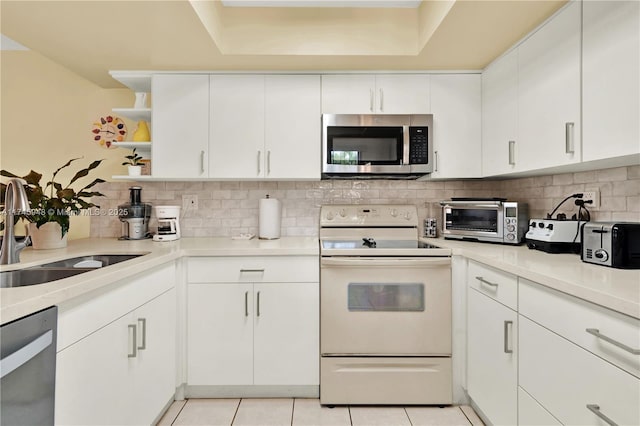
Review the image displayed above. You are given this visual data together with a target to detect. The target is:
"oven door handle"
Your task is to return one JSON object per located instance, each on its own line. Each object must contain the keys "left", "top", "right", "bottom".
{"left": 321, "top": 257, "right": 450, "bottom": 267}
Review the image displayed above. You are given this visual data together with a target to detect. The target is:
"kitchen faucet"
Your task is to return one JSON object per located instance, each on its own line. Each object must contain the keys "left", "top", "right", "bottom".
{"left": 1, "top": 178, "right": 31, "bottom": 265}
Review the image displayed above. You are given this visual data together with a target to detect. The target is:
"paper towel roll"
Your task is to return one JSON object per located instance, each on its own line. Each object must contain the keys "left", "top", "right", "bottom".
{"left": 259, "top": 195, "right": 282, "bottom": 240}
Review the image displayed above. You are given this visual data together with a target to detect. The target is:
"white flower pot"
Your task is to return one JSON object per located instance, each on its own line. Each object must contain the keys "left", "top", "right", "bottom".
{"left": 27, "top": 222, "right": 67, "bottom": 250}
{"left": 128, "top": 165, "right": 142, "bottom": 176}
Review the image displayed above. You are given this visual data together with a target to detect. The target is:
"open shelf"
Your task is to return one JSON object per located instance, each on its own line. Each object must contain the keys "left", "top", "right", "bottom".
{"left": 112, "top": 108, "right": 151, "bottom": 122}
{"left": 111, "top": 142, "right": 151, "bottom": 149}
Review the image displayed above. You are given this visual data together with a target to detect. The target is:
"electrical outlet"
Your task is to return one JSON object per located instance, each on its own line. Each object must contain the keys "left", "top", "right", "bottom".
{"left": 583, "top": 190, "right": 600, "bottom": 210}
{"left": 182, "top": 194, "right": 198, "bottom": 211}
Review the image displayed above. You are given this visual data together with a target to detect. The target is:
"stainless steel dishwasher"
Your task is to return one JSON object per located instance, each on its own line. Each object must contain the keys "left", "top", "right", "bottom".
{"left": 1, "top": 306, "right": 57, "bottom": 426}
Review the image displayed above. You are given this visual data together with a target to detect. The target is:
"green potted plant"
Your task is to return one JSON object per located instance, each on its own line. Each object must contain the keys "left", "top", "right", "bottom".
{"left": 0, "top": 158, "right": 105, "bottom": 249}
{"left": 122, "top": 148, "right": 143, "bottom": 176}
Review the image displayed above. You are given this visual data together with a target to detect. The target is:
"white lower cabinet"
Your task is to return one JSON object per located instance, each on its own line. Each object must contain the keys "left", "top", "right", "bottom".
{"left": 467, "top": 287, "right": 518, "bottom": 425}
{"left": 186, "top": 256, "right": 319, "bottom": 395}
{"left": 56, "top": 287, "right": 176, "bottom": 425}
{"left": 519, "top": 315, "right": 640, "bottom": 426}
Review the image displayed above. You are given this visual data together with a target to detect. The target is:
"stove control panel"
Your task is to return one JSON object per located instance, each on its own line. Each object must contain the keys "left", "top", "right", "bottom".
{"left": 321, "top": 204, "right": 418, "bottom": 227}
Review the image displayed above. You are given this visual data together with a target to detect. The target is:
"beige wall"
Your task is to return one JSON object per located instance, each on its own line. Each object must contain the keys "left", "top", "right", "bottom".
{"left": 1, "top": 49, "right": 137, "bottom": 239}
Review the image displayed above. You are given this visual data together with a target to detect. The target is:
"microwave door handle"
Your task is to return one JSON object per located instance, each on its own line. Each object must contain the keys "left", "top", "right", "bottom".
{"left": 403, "top": 125, "right": 410, "bottom": 165}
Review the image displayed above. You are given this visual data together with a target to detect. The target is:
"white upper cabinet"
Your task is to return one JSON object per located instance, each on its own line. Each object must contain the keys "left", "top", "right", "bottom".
{"left": 210, "top": 74, "right": 321, "bottom": 180}
{"left": 482, "top": 50, "right": 519, "bottom": 177}
{"left": 582, "top": 0, "right": 640, "bottom": 162}
{"left": 265, "top": 75, "right": 321, "bottom": 180}
{"left": 517, "top": 1, "right": 581, "bottom": 172}
{"left": 321, "top": 74, "right": 430, "bottom": 114}
{"left": 210, "top": 75, "right": 266, "bottom": 179}
{"left": 152, "top": 74, "right": 209, "bottom": 178}
{"left": 430, "top": 74, "right": 481, "bottom": 178}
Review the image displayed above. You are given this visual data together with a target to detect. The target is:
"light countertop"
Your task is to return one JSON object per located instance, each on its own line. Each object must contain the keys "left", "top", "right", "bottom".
{"left": 423, "top": 237, "right": 640, "bottom": 320}
{"left": 2, "top": 236, "right": 638, "bottom": 324}
{"left": 1, "top": 237, "right": 319, "bottom": 325}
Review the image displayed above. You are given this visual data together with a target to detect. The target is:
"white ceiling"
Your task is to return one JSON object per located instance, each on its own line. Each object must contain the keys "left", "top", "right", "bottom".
{"left": 0, "top": 0, "right": 567, "bottom": 89}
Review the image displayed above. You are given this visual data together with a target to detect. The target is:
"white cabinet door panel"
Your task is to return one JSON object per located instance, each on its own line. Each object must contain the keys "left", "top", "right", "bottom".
{"left": 467, "top": 288, "right": 517, "bottom": 426}
{"left": 518, "top": 386, "right": 562, "bottom": 426}
{"left": 375, "top": 74, "right": 430, "bottom": 114}
{"left": 56, "top": 313, "right": 135, "bottom": 425}
{"left": 583, "top": 0, "right": 640, "bottom": 161}
{"left": 430, "top": 74, "right": 481, "bottom": 178}
{"left": 482, "top": 50, "right": 518, "bottom": 176}
{"left": 517, "top": 1, "right": 581, "bottom": 171}
{"left": 152, "top": 74, "right": 209, "bottom": 178}
{"left": 210, "top": 75, "right": 265, "bottom": 178}
{"left": 187, "top": 283, "right": 254, "bottom": 385}
{"left": 131, "top": 289, "right": 177, "bottom": 425}
{"left": 253, "top": 282, "right": 319, "bottom": 385}
{"left": 265, "top": 75, "right": 321, "bottom": 179}
{"left": 321, "top": 74, "right": 376, "bottom": 114}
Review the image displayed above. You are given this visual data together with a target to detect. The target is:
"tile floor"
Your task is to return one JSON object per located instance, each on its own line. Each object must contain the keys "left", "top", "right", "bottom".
{"left": 157, "top": 398, "right": 485, "bottom": 426}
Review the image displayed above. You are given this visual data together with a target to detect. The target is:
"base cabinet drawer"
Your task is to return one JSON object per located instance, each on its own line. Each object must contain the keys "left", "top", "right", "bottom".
{"left": 519, "top": 315, "right": 640, "bottom": 426}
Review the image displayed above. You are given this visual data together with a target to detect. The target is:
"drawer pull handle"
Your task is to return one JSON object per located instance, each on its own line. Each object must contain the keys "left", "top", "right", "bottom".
{"left": 475, "top": 276, "right": 498, "bottom": 289}
{"left": 137, "top": 318, "right": 147, "bottom": 350}
{"left": 504, "top": 320, "right": 513, "bottom": 354}
{"left": 586, "top": 328, "right": 640, "bottom": 355}
{"left": 128, "top": 324, "right": 137, "bottom": 358}
{"left": 240, "top": 269, "right": 265, "bottom": 273}
{"left": 586, "top": 404, "right": 618, "bottom": 426}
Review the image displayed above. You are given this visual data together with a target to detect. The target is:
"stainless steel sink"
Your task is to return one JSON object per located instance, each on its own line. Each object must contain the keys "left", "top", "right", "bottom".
{"left": 0, "top": 253, "right": 148, "bottom": 288}
{"left": 1, "top": 268, "right": 93, "bottom": 288}
{"left": 34, "top": 254, "right": 144, "bottom": 269}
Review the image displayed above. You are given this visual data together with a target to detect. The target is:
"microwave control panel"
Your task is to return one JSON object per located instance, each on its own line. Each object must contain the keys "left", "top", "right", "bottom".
{"left": 409, "top": 126, "right": 428, "bottom": 164}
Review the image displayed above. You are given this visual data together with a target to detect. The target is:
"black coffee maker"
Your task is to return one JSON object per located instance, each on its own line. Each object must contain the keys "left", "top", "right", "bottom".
{"left": 118, "top": 186, "right": 152, "bottom": 240}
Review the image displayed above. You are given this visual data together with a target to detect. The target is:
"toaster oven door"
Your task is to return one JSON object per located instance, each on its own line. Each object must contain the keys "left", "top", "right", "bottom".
{"left": 442, "top": 204, "right": 504, "bottom": 240}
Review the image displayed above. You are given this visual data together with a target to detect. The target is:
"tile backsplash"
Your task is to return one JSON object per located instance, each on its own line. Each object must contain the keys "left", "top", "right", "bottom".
{"left": 90, "top": 165, "right": 640, "bottom": 238}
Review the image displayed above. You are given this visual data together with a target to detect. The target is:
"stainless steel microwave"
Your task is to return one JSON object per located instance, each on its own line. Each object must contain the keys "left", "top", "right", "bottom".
{"left": 322, "top": 114, "right": 433, "bottom": 178}
{"left": 439, "top": 199, "right": 529, "bottom": 245}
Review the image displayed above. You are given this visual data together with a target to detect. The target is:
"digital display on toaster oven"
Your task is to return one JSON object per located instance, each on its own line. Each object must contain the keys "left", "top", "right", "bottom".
{"left": 506, "top": 207, "right": 516, "bottom": 217}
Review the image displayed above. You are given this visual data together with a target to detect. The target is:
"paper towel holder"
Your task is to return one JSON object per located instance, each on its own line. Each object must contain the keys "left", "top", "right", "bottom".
{"left": 258, "top": 194, "right": 282, "bottom": 240}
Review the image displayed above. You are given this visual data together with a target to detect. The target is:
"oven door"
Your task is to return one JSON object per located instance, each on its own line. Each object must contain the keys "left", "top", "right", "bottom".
{"left": 320, "top": 257, "right": 451, "bottom": 356}
{"left": 442, "top": 203, "right": 504, "bottom": 241}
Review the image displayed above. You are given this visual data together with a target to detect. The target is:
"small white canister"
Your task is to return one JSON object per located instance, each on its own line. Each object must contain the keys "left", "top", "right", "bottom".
{"left": 258, "top": 195, "right": 282, "bottom": 239}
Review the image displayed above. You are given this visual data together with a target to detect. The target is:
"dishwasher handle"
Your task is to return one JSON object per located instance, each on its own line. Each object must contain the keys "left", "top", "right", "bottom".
{"left": 321, "top": 257, "right": 451, "bottom": 267}
{"left": 0, "top": 330, "right": 53, "bottom": 379}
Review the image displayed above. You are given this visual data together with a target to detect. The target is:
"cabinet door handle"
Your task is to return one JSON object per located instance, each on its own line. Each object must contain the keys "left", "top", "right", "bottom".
{"left": 128, "top": 324, "right": 137, "bottom": 358}
{"left": 379, "top": 88, "right": 384, "bottom": 112}
{"left": 244, "top": 291, "right": 249, "bottom": 317}
{"left": 503, "top": 320, "right": 513, "bottom": 354}
{"left": 369, "top": 88, "right": 374, "bottom": 112}
{"left": 434, "top": 151, "right": 439, "bottom": 172}
{"left": 267, "top": 150, "right": 271, "bottom": 175}
{"left": 508, "top": 141, "right": 516, "bottom": 165}
{"left": 586, "top": 404, "right": 618, "bottom": 426}
{"left": 565, "top": 122, "right": 575, "bottom": 154}
{"left": 586, "top": 328, "right": 640, "bottom": 355}
{"left": 475, "top": 276, "right": 498, "bottom": 289}
{"left": 137, "top": 318, "right": 147, "bottom": 350}
{"left": 257, "top": 151, "right": 261, "bottom": 175}
{"left": 200, "top": 150, "right": 205, "bottom": 174}
{"left": 256, "top": 291, "right": 261, "bottom": 317}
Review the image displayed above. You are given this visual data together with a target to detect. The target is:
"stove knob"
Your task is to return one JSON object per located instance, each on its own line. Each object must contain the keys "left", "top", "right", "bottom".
{"left": 339, "top": 209, "right": 346, "bottom": 218}
{"left": 538, "top": 222, "right": 545, "bottom": 228}
{"left": 594, "top": 249, "right": 609, "bottom": 262}
{"left": 404, "top": 211, "right": 412, "bottom": 220}
{"left": 390, "top": 209, "right": 398, "bottom": 217}
{"left": 325, "top": 211, "right": 334, "bottom": 220}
